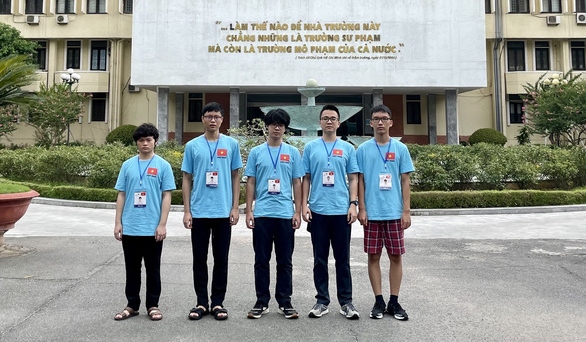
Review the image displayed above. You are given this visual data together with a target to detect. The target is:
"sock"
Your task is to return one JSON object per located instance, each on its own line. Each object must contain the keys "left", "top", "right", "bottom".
{"left": 375, "top": 295, "right": 385, "bottom": 304}
{"left": 390, "top": 295, "right": 398, "bottom": 305}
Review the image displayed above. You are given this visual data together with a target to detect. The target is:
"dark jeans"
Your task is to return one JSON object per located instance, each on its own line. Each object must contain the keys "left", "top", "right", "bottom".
{"left": 310, "top": 212, "right": 353, "bottom": 306}
{"left": 121, "top": 235, "right": 163, "bottom": 311}
{"left": 252, "top": 217, "right": 295, "bottom": 307}
{"left": 191, "top": 218, "right": 231, "bottom": 308}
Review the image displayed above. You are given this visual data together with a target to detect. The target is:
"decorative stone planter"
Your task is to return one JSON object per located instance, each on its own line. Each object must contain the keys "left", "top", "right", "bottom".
{"left": 0, "top": 190, "right": 39, "bottom": 247}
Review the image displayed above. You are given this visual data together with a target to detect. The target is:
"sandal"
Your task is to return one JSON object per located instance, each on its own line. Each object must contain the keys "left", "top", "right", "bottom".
{"left": 188, "top": 306, "right": 209, "bottom": 320}
{"left": 114, "top": 307, "right": 139, "bottom": 321}
{"left": 212, "top": 305, "right": 228, "bottom": 320}
{"left": 148, "top": 307, "right": 163, "bottom": 321}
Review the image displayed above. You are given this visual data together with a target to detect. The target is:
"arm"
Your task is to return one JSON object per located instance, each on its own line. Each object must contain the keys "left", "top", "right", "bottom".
{"left": 301, "top": 173, "right": 312, "bottom": 222}
{"left": 114, "top": 191, "right": 125, "bottom": 241}
{"left": 347, "top": 173, "right": 358, "bottom": 224}
{"left": 182, "top": 172, "right": 193, "bottom": 229}
{"left": 245, "top": 176, "right": 256, "bottom": 229}
{"left": 292, "top": 177, "right": 302, "bottom": 229}
{"left": 155, "top": 191, "right": 172, "bottom": 241}
{"left": 230, "top": 169, "right": 241, "bottom": 226}
{"left": 357, "top": 173, "right": 367, "bottom": 227}
{"left": 400, "top": 173, "right": 412, "bottom": 230}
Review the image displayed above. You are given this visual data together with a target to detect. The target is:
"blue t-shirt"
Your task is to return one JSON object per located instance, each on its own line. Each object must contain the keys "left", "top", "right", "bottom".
{"left": 303, "top": 138, "right": 359, "bottom": 215}
{"left": 181, "top": 134, "right": 243, "bottom": 218}
{"left": 356, "top": 138, "right": 414, "bottom": 220}
{"left": 244, "top": 142, "right": 304, "bottom": 219}
{"left": 114, "top": 155, "right": 176, "bottom": 236}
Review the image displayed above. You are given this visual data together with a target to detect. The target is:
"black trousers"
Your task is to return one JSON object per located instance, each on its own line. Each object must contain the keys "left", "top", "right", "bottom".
{"left": 121, "top": 235, "right": 163, "bottom": 311}
{"left": 191, "top": 218, "right": 231, "bottom": 308}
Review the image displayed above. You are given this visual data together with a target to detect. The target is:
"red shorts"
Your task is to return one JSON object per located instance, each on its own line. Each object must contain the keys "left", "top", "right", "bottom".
{"left": 363, "top": 219, "right": 405, "bottom": 255}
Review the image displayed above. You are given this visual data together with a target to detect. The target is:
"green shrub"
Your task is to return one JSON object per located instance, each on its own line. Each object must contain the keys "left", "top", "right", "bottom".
{"left": 105, "top": 124, "right": 137, "bottom": 146}
{"left": 468, "top": 128, "right": 507, "bottom": 146}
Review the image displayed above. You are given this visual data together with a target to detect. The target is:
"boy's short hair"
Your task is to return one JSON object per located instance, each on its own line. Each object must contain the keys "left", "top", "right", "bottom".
{"left": 202, "top": 102, "right": 224, "bottom": 116}
{"left": 371, "top": 104, "right": 392, "bottom": 119}
{"left": 264, "top": 108, "right": 291, "bottom": 128}
{"left": 133, "top": 123, "right": 159, "bottom": 142}
{"left": 320, "top": 104, "right": 340, "bottom": 119}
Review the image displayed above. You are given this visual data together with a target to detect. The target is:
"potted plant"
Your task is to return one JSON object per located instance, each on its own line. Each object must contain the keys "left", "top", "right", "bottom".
{"left": 0, "top": 182, "right": 39, "bottom": 248}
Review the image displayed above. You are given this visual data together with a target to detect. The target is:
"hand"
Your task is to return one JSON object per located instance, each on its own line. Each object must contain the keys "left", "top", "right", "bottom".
{"left": 183, "top": 212, "right": 192, "bottom": 229}
{"left": 302, "top": 205, "right": 312, "bottom": 222}
{"left": 246, "top": 212, "right": 255, "bottom": 229}
{"left": 358, "top": 210, "right": 368, "bottom": 227}
{"left": 114, "top": 223, "right": 123, "bottom": 241}
{"left": 155, "top": 225, "right": 166, "bottom": 241}
{"left": 401, "top": 211, "right": 411, "bottom": 230}
{"left": 292, "top": 212, "right": 301, "bottom": 229}
{"left": 347, "top": 205, "right": 357, "bottom": 224}
{"left": 229, "top": 208, "right": 239, "bottom": 226}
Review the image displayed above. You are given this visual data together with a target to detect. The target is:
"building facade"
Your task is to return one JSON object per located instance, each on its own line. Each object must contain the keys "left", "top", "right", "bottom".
{"left": 1, "top": 0, "right": 585, "bottom": 146}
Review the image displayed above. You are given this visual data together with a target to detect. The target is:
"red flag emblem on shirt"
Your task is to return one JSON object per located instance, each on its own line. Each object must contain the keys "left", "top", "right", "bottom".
{"left": 147, "top": 167, "right": 158, "bottom": 176}
{"left": 280, "top": 154, "right": 290, "bottom": 162}
{"left": 333, "top": 149, "right": 343, "bottom": 157}
{"left": 217, "top": 149, "right": 227, "bottom": 157}
{"left": 386, "top": 152, "right": 396, "bottom": 161}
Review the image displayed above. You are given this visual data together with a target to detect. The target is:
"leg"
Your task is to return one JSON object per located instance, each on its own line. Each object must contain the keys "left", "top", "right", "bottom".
{"left": 143, "top": 237, "right": 164, "bottom": 310}
{"left": 273, "top": 218, "right": 295, "bottom": 307}
{"left": 252, "top": 217, "right": 273, "bottom": 305}
{"left": 309, "top": 212, "right": 331, "bottom": 306}
{"left": 121, "top": 235, "right": 142, "bottom": 311}
{"left": 210, "top": 218, "right": 231, "bottom": 308}
{"left": 191, "top": 218, "right": 211, "bottom": 308}
{"left": 329, "top": 214, "right": 352, "bottom": 306}
{"left": 389, "top": 253, "right": 403, "bottom": 296}
{"left": 368, "top": 252, "right": 383, "bottom": 295}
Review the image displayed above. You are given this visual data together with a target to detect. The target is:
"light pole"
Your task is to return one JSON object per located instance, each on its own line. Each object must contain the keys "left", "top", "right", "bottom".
{"left": 60, "top": 68, "right": 81, "bottom": 144}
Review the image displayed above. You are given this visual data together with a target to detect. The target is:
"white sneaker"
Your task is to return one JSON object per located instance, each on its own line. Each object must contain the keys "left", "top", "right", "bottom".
{"left": 340, "top": 303, "right": 360, "bottom": 320}
{"left": 308, "top": 303, "right": 329, "bottom": 318}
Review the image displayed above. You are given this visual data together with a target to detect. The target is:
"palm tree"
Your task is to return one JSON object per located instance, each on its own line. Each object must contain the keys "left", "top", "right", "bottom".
{"left": 0, "top": 54, "right": 38, "bottom": 107}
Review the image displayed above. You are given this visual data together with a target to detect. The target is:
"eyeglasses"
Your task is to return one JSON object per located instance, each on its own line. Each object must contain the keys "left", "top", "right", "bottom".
{"left": 269, "top": 123, "right": 285, "bottom": 128}
{"left": 203, "top": 115, "right": 223, "bottom": 121}
{"left": 372, "top": 117, "right": 391, "bottom": 122}
{"left": 320, "top": 117, "right": 339, "bottom": 122}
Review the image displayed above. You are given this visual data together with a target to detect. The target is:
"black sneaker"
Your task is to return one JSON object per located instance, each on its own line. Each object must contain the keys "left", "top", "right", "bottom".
{"left": 278, "top": 303, "right": 299, "bottom": 319}
{"left": 247, "top": 301, "right": 269, "bottom": 319}
{"left": 387, "top": 302, "right": 409, "bottom": 321}
{"left": 369, "top": 301, "right": 386, "bottom": 319}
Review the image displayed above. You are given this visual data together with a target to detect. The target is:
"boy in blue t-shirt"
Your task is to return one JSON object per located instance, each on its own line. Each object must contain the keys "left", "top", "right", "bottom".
{"left": 357, "top": 104, "right": 415, "bottom": 321}
{"left": 113, "top": 123, "right": 176, "bottom": 322}
{"left": 244, "top": 109, "right": 304, "bottom": 320}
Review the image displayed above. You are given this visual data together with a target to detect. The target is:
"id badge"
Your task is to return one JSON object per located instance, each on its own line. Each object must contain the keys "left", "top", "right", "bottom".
{"left": 206, "top": 170, "right": 219, "bottom": 188}
{"left": 379, "top": 173, "right": 392, "bottom": 190}
{"left": 134, "top": 191, "right": 147, "bottom": 208}
{"left": 322, "top": 170, "right": 335, "bottom": 187}
{"left": 268, "top": 178, "right": 281, "bottom": 195}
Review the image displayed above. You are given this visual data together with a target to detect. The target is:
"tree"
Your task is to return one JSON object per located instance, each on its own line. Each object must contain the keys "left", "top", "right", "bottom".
{"left": 26, "top": 83, "right": 88, "bottom": 146}
{"left": 0, "top": 23, "right": 38, "bottom": 63}
{"left": 522, "top": 72, "right": 586, "bottom": 146}
{"left": 0, "top": 55, "right": 38, "bottom": 138}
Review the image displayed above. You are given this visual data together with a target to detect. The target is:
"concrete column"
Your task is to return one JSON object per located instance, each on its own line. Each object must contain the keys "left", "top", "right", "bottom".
{"left": 373, "top": 88, "right": 383, "bottom": 106}
{"left": 239, "top": 91, "right": 247, "bottom": 124}
{"left": 427, "top": 94, "right": 437, "bottom": 145}
{"left": 230, "top": 88, "right": 240, "bottom": 130}
{"left": 175, "top": 93, "right": 184, "bottom": 144}
{"left": 445, "top": 89, "right": 458, "bottom": 145}
{"left": 157, "top": 87, "right": 169, "bottom": 143}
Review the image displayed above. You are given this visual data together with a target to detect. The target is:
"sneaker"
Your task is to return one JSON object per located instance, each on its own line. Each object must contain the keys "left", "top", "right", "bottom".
{"left": 308, "top": 303, "right": 329, "bottom": 318}
{"left": 339, "top": 303, "right": 360, "bottom": 320}
{"left": 369, "top": 301, "right": 386, "bottom": 319}
{"left": 247, "top": 301, "right": 269, "bottom": 319}
{"left": 387, "top": 302, "right": 409, "bottom": 321}
{"left": 278, "top": 303, "right": 299, "bottom": 319}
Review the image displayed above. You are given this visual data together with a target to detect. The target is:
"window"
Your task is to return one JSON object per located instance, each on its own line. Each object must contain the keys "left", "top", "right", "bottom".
{"left": 123, "top": 0, "right": 132, "bottom": 14}
{"left": 510, "top": 0, "right": 529, "bottom": 13}
{"left": 508, "top": 95, "right": 524, "bottom": 124}
{"left": 542, "top": 0, "right": 561, "bottom": 12}
{"left": 406, "top": 95, "right": 421, "bottom": 125}
{"left": 36, "top": 41, "right": 47, "bottom": 70}
{"left": 0, "top": 0, "right": 11, "bottom": 14}
{"left": 507, "top": 41, "right": 525, "bottom": 71}
{"left": 90, "top": 93, "right": 107, "bottom": 122}
{"left": 535, "top": 41, "right": 550, "bottom": 71}
{"left": 87, "top": 0, "right": 105, "bottom": 13}
{"left": 66, "top": 41, "right": 81, "bottom": 69}
{"left": 90, "top": 40, "right": 107, "bottom": 71}
{"left": 187, "top": 93, "right": 203, "bottom": 122}
{"left": 56, "top": 0, "right": 74, "bottom": 13}
{"left": 571, "top": 41, "right": 586, "bottom": 70}
{"left": 25, "top": 0, "right": 43, "bottom": 14}
{"left": 577, "top": 0, "right": 586, "bottom": 12}
{"left": 485, "top": 0, "right": 491, "bottom": 13}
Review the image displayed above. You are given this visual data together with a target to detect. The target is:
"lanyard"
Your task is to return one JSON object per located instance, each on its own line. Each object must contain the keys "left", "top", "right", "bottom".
{"left": 267, "top": 142, "right": 283, "bottom": 175}
{"left": 321, "top": 138, "right": 338, "bottom": 167}
{"left": 374, "top": 139, "right": 392, "bottom": 170}
{"left": 137, "top": 155, "right": 155, "bottom": 186}
{"left": 205, "top": 134, "right": 221, "bottom": 167}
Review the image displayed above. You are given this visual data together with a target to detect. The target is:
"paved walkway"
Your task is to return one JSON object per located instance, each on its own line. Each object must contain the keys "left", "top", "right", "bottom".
{"left": 1, "top": 201, "right": 585, "bottom": 341}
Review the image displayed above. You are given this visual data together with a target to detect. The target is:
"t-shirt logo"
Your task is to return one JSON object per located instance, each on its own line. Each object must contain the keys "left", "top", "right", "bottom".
{"left": 147, "top": 167, "right": 158, "bottom": 176}
{"left": 333, "top": 149, "right": 343, "bottom": 157}
{"left": 217, "top": 149, "right": 227, "bottom": 157}
{"left": 386, "top": 152, "right": 396, "bottom": 161}
{"left": 280, "top": 154, "right": 290, "bottom": 162}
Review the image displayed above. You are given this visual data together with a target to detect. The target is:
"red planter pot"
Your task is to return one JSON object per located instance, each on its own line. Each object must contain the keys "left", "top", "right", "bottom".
{"left": 0, "top": 190, "right": 39, "bottom": 234}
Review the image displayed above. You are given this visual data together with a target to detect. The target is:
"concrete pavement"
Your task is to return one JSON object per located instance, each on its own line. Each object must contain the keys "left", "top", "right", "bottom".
{"left": 1, "top": 201, "right": 586, "bottom": 341}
